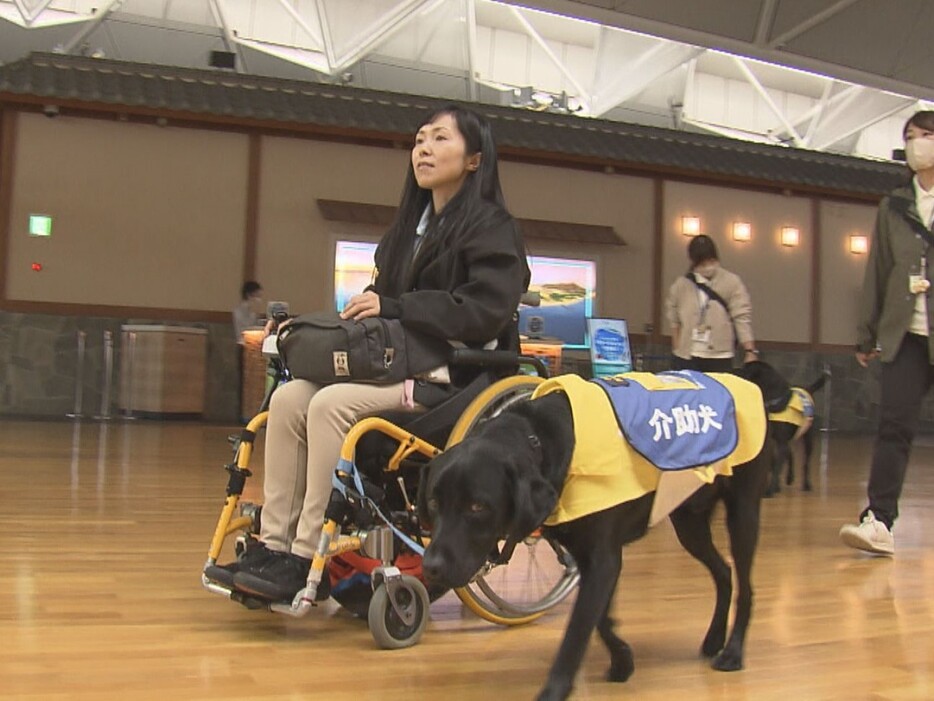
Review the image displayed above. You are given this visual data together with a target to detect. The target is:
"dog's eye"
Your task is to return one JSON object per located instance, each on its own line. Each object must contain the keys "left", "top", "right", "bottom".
{"left": 469, "top": 503, "right": 485, "bottom": 513}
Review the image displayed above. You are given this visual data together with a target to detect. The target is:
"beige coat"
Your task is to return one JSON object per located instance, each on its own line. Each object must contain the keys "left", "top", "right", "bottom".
{"left": 665, "top": 266, "right": 754, "bottom": 360}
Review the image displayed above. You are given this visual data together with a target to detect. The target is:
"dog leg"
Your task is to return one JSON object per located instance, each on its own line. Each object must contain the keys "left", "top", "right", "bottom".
{"left": 715, "top": 492, "right": 762, "bottom": 671}
{"left": 801, "top": 428, "right": 814, "bottom": 491}
{"left": 784, "top": 440, "right": 795, "bottom": 487}
{"left": 768, "top": 440, "right": 790, "bottom": 496}
{"left": 669, "top": 508, "right": 731, "bottom": 658}
{"left": 537, "top": 551, "right": 622, "bottom": 701}
{"left": 596, "top": 591, "right": 634, "bottom": 682}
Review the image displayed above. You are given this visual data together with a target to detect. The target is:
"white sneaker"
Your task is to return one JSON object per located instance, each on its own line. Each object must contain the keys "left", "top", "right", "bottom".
{"left": 839, "top": 511, "right": 894, "bottom": 555}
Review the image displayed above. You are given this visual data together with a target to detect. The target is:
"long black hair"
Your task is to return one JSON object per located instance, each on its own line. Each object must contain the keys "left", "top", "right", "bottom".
{"left": 373, "top": 105, "right": 514, "bottom": 297}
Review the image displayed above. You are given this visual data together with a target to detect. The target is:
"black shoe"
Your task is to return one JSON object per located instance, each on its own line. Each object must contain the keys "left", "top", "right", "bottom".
{"left": 233, "top": 551, "right": 314, "bottom": 601}
{"left": 204, "top": 541, "right": 273, "bottom": 588}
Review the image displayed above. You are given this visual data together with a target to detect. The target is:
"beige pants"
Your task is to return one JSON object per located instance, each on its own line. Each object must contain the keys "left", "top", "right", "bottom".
{"left": 260, "top": 379, "right": 420, "bottom": 558}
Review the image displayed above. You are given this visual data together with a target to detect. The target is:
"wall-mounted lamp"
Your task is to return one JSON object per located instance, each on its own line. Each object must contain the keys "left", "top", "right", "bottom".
{"left": 849, "top": 234, "right": 869, "bottom": 254}
{"left": 732, "top": 221, "right": 752, "bottom": 242}
{"left": 781, "top": 226, "right": 800, "bottom": 247}
{"left": 681, "top": 216, "right": 701, "bottom": 237}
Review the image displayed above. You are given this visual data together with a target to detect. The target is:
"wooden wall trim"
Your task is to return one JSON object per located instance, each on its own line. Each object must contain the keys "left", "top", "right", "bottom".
{"left": 316, "top": 199, "right": 625, "bottom": 245}
{"left": 810, "top": 197, "right": 822, "bottom": 347}
{"left": 0, "top": 109, "right": 17, "bottom": 305}
{"left": 0, "top": 299, "right": 228, "bottom": 323}
{"left": 651, "top": 178, "right": 664, "bottom": 342}
{"left": 242, "top": 133, "right": 261, "bottom": 283}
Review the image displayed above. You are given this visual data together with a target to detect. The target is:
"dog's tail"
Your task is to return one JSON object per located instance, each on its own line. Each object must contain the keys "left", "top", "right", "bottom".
{"left": 805, "top": 371, "right": 830, "bottom": 396}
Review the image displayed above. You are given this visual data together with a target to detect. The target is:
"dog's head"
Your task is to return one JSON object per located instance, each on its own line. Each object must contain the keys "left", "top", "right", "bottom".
{"left": 417, "top": 416, "right": 559, "bottom": 589}
{"left": 738, "top": 359, "right": 792, "bottom": 413}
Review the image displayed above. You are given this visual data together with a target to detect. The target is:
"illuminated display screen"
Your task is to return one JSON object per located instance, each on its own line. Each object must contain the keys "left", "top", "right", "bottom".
{"left": 334, "top": 241, "right": 596, "bottom": 348}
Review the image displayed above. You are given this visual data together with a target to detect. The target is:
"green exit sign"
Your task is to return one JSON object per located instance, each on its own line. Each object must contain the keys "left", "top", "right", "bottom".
{"left": 29, "top": 214, "right": 52, "bottom": 237}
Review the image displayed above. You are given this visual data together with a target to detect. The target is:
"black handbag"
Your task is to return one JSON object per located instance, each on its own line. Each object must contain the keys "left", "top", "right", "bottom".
{"left": 276, "top": 312, "right": 447, "bottom": 385}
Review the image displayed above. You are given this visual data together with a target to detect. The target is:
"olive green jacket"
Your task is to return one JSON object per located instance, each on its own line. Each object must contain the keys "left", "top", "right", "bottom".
{"left": 857, "top": 182, "right": 934, "bottom": 362}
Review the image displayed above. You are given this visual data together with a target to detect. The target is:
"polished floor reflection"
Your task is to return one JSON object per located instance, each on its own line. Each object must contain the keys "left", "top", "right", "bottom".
{"left": 1, "top": 419, "right": 932, "bottom": 700}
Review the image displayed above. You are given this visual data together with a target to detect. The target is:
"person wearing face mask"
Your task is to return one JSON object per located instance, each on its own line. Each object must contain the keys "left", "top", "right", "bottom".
{"left": 840, "top": 110, "right": 934, "bottom": 556}
{"left": 665, "top": 234, "right": 758, "bottom": 372}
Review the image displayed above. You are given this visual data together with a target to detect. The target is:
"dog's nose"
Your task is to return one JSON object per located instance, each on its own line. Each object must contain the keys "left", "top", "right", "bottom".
{"left": 421, "top": 550, "right": 445, "bottom": 584}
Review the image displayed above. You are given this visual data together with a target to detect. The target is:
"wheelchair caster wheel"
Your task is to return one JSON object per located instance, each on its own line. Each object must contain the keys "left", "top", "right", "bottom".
{"left": 367, "top": 574, "right": 429, "bottom": 649}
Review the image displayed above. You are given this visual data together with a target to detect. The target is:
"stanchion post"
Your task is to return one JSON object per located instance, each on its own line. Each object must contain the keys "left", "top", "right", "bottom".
{"left": 66, "top": 330, "right": 87, "bottom": 419}
{"left": 122, "top": 330, "right": 138, "bottom": 420}
{"left": 94, "top": 330, "right": 114, "bottom": 421}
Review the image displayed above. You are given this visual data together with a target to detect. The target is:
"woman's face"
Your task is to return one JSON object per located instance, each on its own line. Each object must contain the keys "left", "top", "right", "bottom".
{"left": 412, "top": 113, "right": 479, "bottom": 208}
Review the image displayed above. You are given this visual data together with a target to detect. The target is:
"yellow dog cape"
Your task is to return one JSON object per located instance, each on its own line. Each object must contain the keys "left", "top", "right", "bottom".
{"left": 768, "top": 387, "right": 815, "bottom": 440}
{"left": 532, "top": 373, "right": 766, "bottom": 526}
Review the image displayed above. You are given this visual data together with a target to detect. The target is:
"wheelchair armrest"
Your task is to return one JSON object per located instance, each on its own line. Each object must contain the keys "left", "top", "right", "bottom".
{"left": 448, "top": 348, "right": 519, "bottom": 368}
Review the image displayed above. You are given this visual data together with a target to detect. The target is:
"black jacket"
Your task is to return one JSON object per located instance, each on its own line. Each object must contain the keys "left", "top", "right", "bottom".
{"left": 373, "top": 206, "right": 530, "bottom": 404}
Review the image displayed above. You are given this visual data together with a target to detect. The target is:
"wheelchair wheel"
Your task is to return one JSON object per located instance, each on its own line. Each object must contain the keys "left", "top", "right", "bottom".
{"left": 368, "top": 575, "right": 430, "bottom": 649}
{"left": 445, "top": 375, "right": 580, "bottom": 625}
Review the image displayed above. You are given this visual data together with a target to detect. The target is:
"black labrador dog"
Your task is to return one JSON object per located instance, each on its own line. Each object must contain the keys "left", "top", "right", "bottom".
{"left": 418, "top": 382, "right": 769, "bottom": 701}
{"left": 740, "top": 360, "right": 828, "bottom": 495}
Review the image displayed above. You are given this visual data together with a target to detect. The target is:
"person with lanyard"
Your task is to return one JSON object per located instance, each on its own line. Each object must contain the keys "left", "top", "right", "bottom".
{"left": 205, "top": 105, "right": 530, "bottom": 601}
{"left": 665, "top": 234, "right": 758, "bottom": 372}
{"left": 841, "top": 110, "right": 934, "bottom": 556}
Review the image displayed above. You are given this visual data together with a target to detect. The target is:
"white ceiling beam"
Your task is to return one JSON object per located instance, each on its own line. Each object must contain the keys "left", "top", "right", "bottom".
{"left": 414, "top": 0, "right": 453, "bottom": 63}
{"left": 60, "top": 0, "right": 125, "bottom": 54}
{"left": 767, "top": 0, "right": 861, "bottom": 48}
{"left": 811, "top": 95, "right": 915, "bottom": 151}
{"left": 803, "top": 79, "right": 835, "bottom": 146}
{"left": 753, "top": 0, "right": 778, "bottom": 46}
{"left": 20, "top": 0, "right": 55, "bottom": 26}
{"left": 464, "top": 0, "right": 478, "bottom": 101}
{"left": 332, "top": 0, "right": 445, "bottom": 73}
{"left": 275, "top": 0, "right": 324, "bottom": 50}
{"left": 517, "top": 0, "right": 934, "bottom": 103}
{"left": 591, "top": 42, "right": 703, "bottom": 118}
{"left": 313, "top": 0, "right": 336, "bottom": 70}
{"left": 11, "top": 0, "right": 29, "bottom": 23}
{"left": 733, "top": 56, "right": 803, "bottom": 147}
{"left": 508, "top": 5, "right": 591, "bottom": 113}
{"left": 208, "top": 0, "right": 247, "bottom": 72}
{"left": 681, "top": 56, "right": 697, "bottom": 118}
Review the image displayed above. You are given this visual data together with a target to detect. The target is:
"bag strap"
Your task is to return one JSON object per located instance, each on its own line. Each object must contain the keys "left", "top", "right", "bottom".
{"left": 685, "top": 273, "right": 731, "bottom": 316}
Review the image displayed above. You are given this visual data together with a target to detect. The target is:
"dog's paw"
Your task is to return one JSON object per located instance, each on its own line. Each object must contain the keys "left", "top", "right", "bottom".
{"left": 711, "top": 648, "right": 744, "bottom": 672}
{"left": 606, "top": 645, "right": 634, "bottom": 682}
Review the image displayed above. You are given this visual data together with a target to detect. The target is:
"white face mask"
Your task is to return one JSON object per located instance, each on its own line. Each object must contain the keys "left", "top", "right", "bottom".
{"left": 694, "top": 262, "right": 718, "bottom": 278}
{"left": 906, "top": 138, "right": 934, "bottom": 172}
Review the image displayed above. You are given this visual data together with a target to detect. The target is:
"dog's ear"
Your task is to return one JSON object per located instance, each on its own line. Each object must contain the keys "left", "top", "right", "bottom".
{"left": 508, "top": 460, "right": 558, "bottom": 538}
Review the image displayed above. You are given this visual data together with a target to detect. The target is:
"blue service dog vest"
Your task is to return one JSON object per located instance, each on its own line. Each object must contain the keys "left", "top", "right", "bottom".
{"left": 593, "top": 370, "right": 737, "bottom": 471}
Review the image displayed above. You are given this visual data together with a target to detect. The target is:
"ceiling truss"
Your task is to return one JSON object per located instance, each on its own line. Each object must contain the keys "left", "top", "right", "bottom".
{"left": 0, "top": 0, "right": 929, "bottom": 160}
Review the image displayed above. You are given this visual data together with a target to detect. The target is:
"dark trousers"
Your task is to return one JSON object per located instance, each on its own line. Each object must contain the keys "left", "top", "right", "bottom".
{"left": 671, "top": 356, "right": 734, "bottom": 373}
{"left": 867, "top": 333, "right": 934, "bottom": 527}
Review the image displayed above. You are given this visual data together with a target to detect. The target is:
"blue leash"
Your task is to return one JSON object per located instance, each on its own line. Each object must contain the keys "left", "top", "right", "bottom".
{"left": 331, "top": 457, "right": 426, "bottom": 556}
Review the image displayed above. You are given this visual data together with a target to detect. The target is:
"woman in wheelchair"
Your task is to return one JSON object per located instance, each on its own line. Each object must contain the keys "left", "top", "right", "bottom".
{"left": 205, "top": 105, "right": 530, "bottom": 603}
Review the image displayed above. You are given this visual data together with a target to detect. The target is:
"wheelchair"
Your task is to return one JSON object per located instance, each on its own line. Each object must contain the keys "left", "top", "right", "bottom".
{"left": 202, "top": 336, "right": 580, "bottom": 649}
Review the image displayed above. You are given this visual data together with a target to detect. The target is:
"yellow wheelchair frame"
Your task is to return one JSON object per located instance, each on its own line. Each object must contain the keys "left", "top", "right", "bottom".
{"left": 202, "top": 374, "right": 580, "bottom": 649}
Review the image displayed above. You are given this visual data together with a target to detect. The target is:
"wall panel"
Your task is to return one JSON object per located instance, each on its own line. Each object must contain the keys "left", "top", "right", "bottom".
{"left": 7, "top": 113, "right": 248, "bottom": 311}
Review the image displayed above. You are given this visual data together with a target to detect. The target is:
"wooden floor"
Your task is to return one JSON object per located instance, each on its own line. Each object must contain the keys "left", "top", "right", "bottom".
{"left": 1, "top": 419, "right": 932, "bottom": 701}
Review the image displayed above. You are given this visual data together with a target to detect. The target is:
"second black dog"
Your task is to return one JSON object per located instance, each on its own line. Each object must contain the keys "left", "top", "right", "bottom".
{"left": 740, "top": 360, "right": 828, "bottom": 495}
